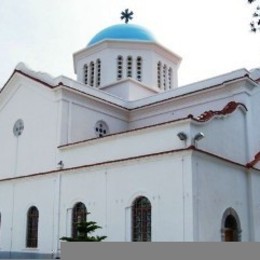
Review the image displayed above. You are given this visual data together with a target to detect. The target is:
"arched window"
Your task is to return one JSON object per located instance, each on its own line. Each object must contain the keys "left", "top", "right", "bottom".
{"left": 84, "top": 64, "right": 89, "bottom": 85}
{"left": 221, "top": 207, "right": 241, "bottom": 242}
{"left": 96, "top": 59, "right": 101, "bottom": 87}
{"left": 168, "top": 67, "right": 173, "bottom": 89}
{"left": 117, "top": 56, "right": 123, "bottom": 80}
{"left": 136, "top": 57, "right": 142, "bottom": 82}
{"left": 127, "top": 56, "right": 133, "bottom": 78}
{"left": 163, "top": 64, "right": 167, "bottom": 90}
{"left": 157, "top": 62, "right": 162, "bottom": 89}
{"left": 26, "top": 206, "right": 39, "bottom": 248}
{"left": 132, "top": 196, "right": 151, "bottom": 241}
{"left": 90, "top": 62, "right": 95, "bottom": 87}
{"left": 72, "top": 202, "right": 87, "bottom": 239}
{"left": 95, "top": 120, "right": 109, "bottom": 137}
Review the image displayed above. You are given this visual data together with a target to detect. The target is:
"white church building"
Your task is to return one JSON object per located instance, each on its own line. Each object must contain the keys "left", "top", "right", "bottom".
{"left": 1, "top": 13, "right": 260, "bottom": 258}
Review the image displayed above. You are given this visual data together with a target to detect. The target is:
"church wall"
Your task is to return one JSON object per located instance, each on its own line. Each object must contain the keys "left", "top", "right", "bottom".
{"left": 99, "top": 48, "right": 153, "bottom": 87}
{"left": 75, "top": 45, "right": 174, "bottom": 90}
{"left": 0, "top": 183, "right": 14, "bottom": 252}
{"left": 248, "top": 89, "right": 260, "bottom": 158}
{"left": 191, "top": 107, "right": 247, "bottom": 164}
{"left": 251, "top": 171, "right": 260, "bottom": 241}
{"left": 0, "top": 175, "right": 58, "bottom": 256}
{"left": 0, "top": 78, "right": 59, "bottom": 178}
{"left": 58, "top": 120, "right": 191, "bottom": 168}
{"left": 76, "top": 48, "right": 107, "bottom": 86}
{"left": 100, "top": 81, "right": 159, "bottom": 101}
{"left": 76, "top": 47, "right": 154, "bottom": 87}
{"left": 58, "top": 91, "right": 128, "bottom": 144}
{"left": 151, "top": 52, "right": 179, "bottom": 89}
{"left": 70, "top": 102, "right": 127, "bottom": 142}
{"left": 129, "top": 83, "right": 249, "bottom": 130}
{"left": 192, "top": 153, "right": 250, "bottom": 241}
{"left": 58, "top": 151, "right": 193, "bottom": 242}
{"left": 0, "top": 150, "right": 194, "bottom": 258}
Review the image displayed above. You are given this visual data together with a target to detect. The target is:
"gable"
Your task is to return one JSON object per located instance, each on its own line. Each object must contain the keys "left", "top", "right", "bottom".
{"left": 0, "top": 72, "right": 58, "bottom": 178}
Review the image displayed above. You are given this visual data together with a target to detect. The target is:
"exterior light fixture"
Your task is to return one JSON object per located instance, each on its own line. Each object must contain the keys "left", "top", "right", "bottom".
{"left": 177, "top": 132, "right": 188, "bottom": 141}
{"left": 194, "top": 132, "right": 205, "bottom": 142}
{"left": 57, "top": 160, "right": 64, "bottom": 170}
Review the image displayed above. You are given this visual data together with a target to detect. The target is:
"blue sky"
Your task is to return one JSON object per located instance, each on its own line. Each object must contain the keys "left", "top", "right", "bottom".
{"left": 0, "top": 0, "right": 259, "bottom": 87}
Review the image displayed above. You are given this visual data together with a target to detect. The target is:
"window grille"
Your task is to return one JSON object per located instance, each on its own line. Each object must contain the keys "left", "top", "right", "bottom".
{"left": 132, "top": 197, "right": 151, "bottom": 242}
{"left": 117, "top": 56, "right": 123, "bottom": 80}
{"left": 136, "top": 57, "right": 142, "bottom": 82}
{"left": 72, "top": 202, "right": 87, "bottom": 239}
{"left": 127, "top": 56, "right": 133, "bottom": 78}
{"left": 84, "top": 64, "right": 88, "bottom": 85}
{"left": 157, "top": 62, "right": 161, "bottom": 89}
{"left": 168, "top": 67, "right": 172, "bottom": 89}
{"left": 90, "top": 62, "right": 95, "bottom": 87}
{"left": 163, "top": 64, "right": 167, "bottom": 90}
{"left": 95, "top": 121, "right": 109, "bottom": 137}
{"left": 26, "top": 206, "right": 39, "bottom": 248}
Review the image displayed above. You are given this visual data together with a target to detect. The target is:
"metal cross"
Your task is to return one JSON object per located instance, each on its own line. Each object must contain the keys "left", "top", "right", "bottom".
{"left": 121, "top": 9, "right": 134, "bottom": 24}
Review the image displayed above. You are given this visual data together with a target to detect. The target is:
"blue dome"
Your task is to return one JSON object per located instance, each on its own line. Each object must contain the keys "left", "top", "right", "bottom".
{"left": 88, "top": 24, "right": 155, "bottom": 46}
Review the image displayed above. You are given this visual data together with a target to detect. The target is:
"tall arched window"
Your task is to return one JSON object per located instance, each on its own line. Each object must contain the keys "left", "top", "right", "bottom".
{"left": 163, "top": 64, "right": 167, "bottom": 90}
{"left": 168, "top": 67, "right": 173, "bottom": 89}
{"left": 136, "top": 57, "right": 142, "bottom": 82}
{"left": 72, "top": 202, "right": 87, "bottom": 239}
{"left": 84, "top": 64, "right": 89, "bottom": 85}
{"left": 221, "top": 207, "right": 241, "bottom": 242}
{"left": 117, "top": 56, "right": 123, "bottom": 80}
{"left": 96, "top": 59, "right": 101, "bottom": 87}
{"left": 26, "top": 206, "right": 39, "bottom": 248}
{"left": 157, "top": 62, "right": 162, "bottom": 89}
{"left": 90, "top": 62, "right": 95, "bottom": 87}
{"left": 127, "top": 56, "right": 133, "bottom": 78}
{"left": 132, "top": 196, "right": 151, "bottom": 241}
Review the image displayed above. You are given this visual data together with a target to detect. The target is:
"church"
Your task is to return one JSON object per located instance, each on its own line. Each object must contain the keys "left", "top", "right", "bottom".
{"left": 1, "top": 9, "right": 260, "bottom": 259}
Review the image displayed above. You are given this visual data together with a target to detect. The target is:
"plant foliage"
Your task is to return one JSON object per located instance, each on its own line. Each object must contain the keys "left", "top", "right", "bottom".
{"left": 248, "top": 0, "right": 260, "bottom": 32}
{"left": 60, "top": 213, "right": 107, "bottom": 242}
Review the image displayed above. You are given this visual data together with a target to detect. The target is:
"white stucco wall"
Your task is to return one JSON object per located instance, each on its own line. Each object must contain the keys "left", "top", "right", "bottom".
{"left": 250, "top": 171, "right": 260, "bottom": 241}
{"left": 74, "top": 41, "right": 180, "bottom": 94}
{"left": 192, "top": 152, "right": 250, "bottom": 241}
{"left": 191, "top": 107, "right": 248, "bottom": 164}
{"left": 58, "top": 151, "right": 193, "bottom": 242}
{"left": 0, "top": 150, "right": 193, "bottom": 258}
{"left": 0, "top": 42, "right": 259, "bottom": 260}
{"left": 58, "top": 120, "right": 191, "bottom": 168}
{"left": 0, "top": 76, "right": 59, "bottom": 178}
{"left": 58, "top": 91, "right": 128, "bottom": 144}
{"left": 0, "top": 175, "right": 58, "bottom": 255}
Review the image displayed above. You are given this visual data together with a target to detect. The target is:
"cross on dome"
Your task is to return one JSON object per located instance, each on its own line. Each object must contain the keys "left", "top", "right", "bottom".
{"left": 121, "top": 9, "right": 134, "bottom": 24}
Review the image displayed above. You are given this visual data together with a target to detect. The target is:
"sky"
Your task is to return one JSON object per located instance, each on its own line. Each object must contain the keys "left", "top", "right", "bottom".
{"left": 0, "top": 0, "right": 259, "bottom": 88}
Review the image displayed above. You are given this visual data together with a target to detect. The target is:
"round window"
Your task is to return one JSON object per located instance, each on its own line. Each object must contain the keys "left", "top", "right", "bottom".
{"left": 95, "top": 121, "right": 109, "bottom": 137}
{"left": 13, "top": 119, "right": 24, "bottom": 137}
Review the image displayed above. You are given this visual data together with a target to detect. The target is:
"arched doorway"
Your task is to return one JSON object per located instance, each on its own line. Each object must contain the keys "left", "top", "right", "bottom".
{"left": 221, "top": 207, "right": 241, "bottom": 241}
